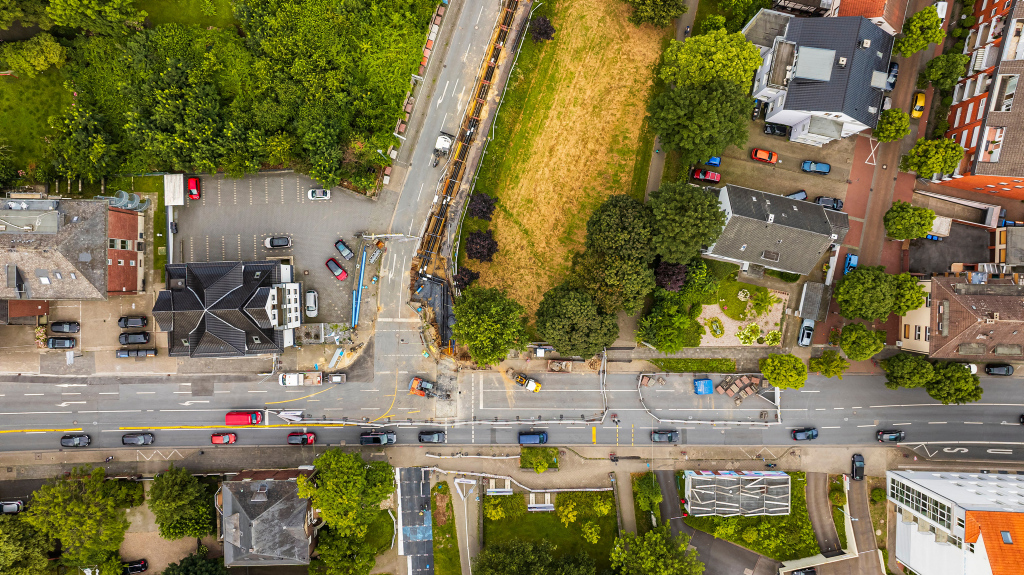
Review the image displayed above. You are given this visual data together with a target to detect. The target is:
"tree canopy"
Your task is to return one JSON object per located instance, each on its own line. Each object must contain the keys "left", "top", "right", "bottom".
{"left": 881, "top": 352, "right": 934, "bottom": 390}
{"left": 452, "top": 287, "right": 528, "bottom": 366}
{"left": 650, "top": 182, "right": 726, "bottom": 264}
{"left": 569, "top": 251, "right": 655, "bottom": 315}
{"left": 883, "top": 200, "right": 936, "bottom": 240}
{"left": 611, "top": 526, "right": 705, "bottom": 575}
{"left": 659, "top": 28, "right": 761, "bottom": 88}
{"left": 638, "top": 288, "right": 705, "bottom": 352}
{"left": 148, "top": 464, "right": 215, "bottom": 539}
{"left": 0, "top": 32, "right": 66, "bottom": 77}
{"left": 649, "top": 80, "right": 752, "bottom": 167}
{"left": 927, "top": 362, "right": 983, "bottom": 405}
{"left": 655, "top": 261, "right": 688, "bottom": 291}
{"left": 0, "top": 515, "right": 51, "bottom": 575}
{"left": 473, "top": 539, "right": 595, "bottom": 575}
{"left": 890, "top": 273, "right": 926, "bottom": 316}
{"left": 297, "top": 451, "right": 394, "bottom": 539}
{"left": 839, "top": 323, "right": 886, "bottom": 361}
{"left": 536, "top": 284, "right": 619, "bottom": 358}
{"left": 899, "top": 138, "right": 965, "bottom": 176}
{"left": 809, "top": 350, "right": 850, "bottom": 379}
{"left": 584, "top": 195, "right": 654, "bottom": 264}
{"left": 24, "top": 466, "right": 131, "bottom": 566}
{"left": 46, "top": 0, "right": 146, "bottom": 34}
{"left": 920, "top": 53, "right": 971, "bottom": 91}
{"left": 621, "top": 0, "right": 687, "bottom": 27}
{"left": 163, "top": 552, "right": 228, "bottom": 575}
{"left": 835, "top": 267, "right": 924, "bottom": 320}
{"left": 893, "top": 6, "right": 946, "bottom": 57}
{"left": 759, "top": 353, "right": 808, "bottom": 389}
{"left": 873, "top": 109, "right": 910, "bottom": 143}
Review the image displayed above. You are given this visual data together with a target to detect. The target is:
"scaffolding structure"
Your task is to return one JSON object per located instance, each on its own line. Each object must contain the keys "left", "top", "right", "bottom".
{"left": 684, "top": 471, "right": 792, "bottom": 517}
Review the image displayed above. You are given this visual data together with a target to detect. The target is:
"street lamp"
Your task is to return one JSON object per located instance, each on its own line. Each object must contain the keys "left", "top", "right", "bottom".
{"left": 376, "top": 149, "right": 389, "bottom": 161}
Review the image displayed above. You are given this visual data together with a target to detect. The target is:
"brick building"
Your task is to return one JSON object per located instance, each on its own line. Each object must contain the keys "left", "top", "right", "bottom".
{"left": 107, "top": 207, "right": 145, "bottom": 295}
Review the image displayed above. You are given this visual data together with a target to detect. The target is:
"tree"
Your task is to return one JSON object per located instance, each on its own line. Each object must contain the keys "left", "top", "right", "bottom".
{"left": 874, "top": 109, "right": 910, "bottom": 143}
{"left": 659, "top": 29, "right": 761, "bottom": 88}
{"left": 622, "top": 0, "right": 687, "bottom": 27}
{"left": 467, "top": 193, "right": 497, "bottom": 221}
{"left": 473, "top": 539, "right": 595, "bottom": 575}
{"left": 881, "top": 353, "right": 935, "bottom": 390}
{"left": 530, "top": 15, "right": 555, "bottom": 42}
{"left": 296, "top": 451, "right": 394, "bottom": 538}
{"left": 581, "top": 521, "right": 601, "bottom": 544}
{"left": 884, "top": 200, "right": 935, "bottom": 240}
{"left": 632, "top": 473, "right": 663, "bottom": 514}
{"left": 927, "top": 362, "right": 983, "bottom": 405}
{"left": 650, "top": 182, "right": 726, "bottom": 264}
{"left": 0, "top": 33, "right": 66, "bottom": 78}
{"left": 649, "top": 80, "right": 752, "bottom": 168}
{"left": 809, "top": 350, "right": 850, "bottom": 379}
{"left": 584, "top": 195, "right": 654, "bottom": 264}
{"left": 0, "top": 515, "right": 51, "bottom": 575}
{"left": 0, "top": 0, "right": 52, "bottom": 30}
{"left": 920, "top": 53, "right": 971, "bottom": 91}
{"left": 148, "top": 464, "right": 214, "bottom": 539}
{"left": 24, "top": 466, "right": 131, "bottom": 566}
{"left": 891, "top": 273, "right": 926, "bottom": 316}
{"left": 893, "top": 6, "right": 946, "bottom": 57}
{"left": 46, "top": 0, "right": 147, "bottom": 34}
{"left": 557, "top": 499, "right": 577, "bottom": 527}
{"left": 839, "top": 323, "right": 886, "bottom": 361}
{"left": 452, "top": 268, "right": 480, "bottom": 290}
{"left": 452, "top": 287, "right": 528, "bottom": 366}
{"left": 535, "top": 284, "right": 618, "bottom": 357}
{"left": 835, "top": 266, "right": 895, "bottom": 320}
{"left": 465, "top": 229, "right": 498, "bottom": 262}
{"left": 611, "top": 526, "right": 705, "bottom": 575}
{"left": 759, "top": 353, "right": 808, "bottom": 389}
{"left": 655, "top": 261, "right": 687, "bottom": 291}
{"left": 638, "top": 288, "right": 705, "bottom": 352}
{"left": 899, "top": 138, "right": 965, "bottom": 176}
{"left": 163, "top": 553, "right": 228, "bottom": 575}
{"left": 569, "top": 251, "right": 655, "bottom": 315}
{"left": 48, "top": 103, "right": 121, "bottom": 183}
{"left": 698, "top": 14, "right": 726, "bottom": 34}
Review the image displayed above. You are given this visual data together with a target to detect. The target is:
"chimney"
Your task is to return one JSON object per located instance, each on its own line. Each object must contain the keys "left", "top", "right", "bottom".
{"left": 861, "top": 39, "right": 872, "bottom": 48}
{"left": 838, "top": 57, "right": 847, "bottom": 67}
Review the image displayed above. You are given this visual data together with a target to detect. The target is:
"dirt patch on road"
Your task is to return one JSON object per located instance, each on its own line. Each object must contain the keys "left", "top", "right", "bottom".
{"left": 463, "top": 0, "right": 668, "bottom": 316}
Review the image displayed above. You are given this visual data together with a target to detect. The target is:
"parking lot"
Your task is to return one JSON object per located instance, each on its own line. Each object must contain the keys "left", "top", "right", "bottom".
{"left": 172, "top": 172, "right": 396, "bottom": 324}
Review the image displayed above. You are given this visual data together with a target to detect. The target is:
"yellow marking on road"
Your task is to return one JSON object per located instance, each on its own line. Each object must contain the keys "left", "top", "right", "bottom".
{"left": 0, "top": 428, "right": 83, "bottom": 434}
{"left": 118, "top": 423, "right": 360, "bottom": 430}
{"left": 264, "top": 386, "right": 336, "bottom": 404}
{"left": 592, "top": 426, "right": 596, "bottom": 444}
{"left": 406, "top": 410, "right": 420, "bottom": 415}
{"left": 371, "top": 373, "right": 401, "bottom": 422}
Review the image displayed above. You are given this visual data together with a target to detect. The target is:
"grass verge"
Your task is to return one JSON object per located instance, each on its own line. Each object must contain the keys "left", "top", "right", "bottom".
{"left": 632, "top": 472, "right": 661, "bottom": 536}
{"left": 520, "top": 446, "right": 559, "bottom": 473}
{"left": 138, "top": 0, "right": 238, "bottom": 27}
{"left": 650, "top": 358, "right": 736, "bottom": 373}
{"left": 715, "top": 272, "right": 770, "bottom": 321}
{"left": 831, "top": 504, "right": 848, "bottom": 550}
{"left": 684, "top": 472, "right": 820, "bottom": 561}
{"left": 152, "top": 178, "right": 168, "bottom": 272}
{"left": 765, "top": 269, "right": 801, "bottom": 283}
{"left": 431, "top": 482, "right": 461, "bottom": 575}
{"left": 0, "top": 68, "right": 71, "bottom": 171}
{"left": 366, "top": 507, "right": 396, "bottom": 555}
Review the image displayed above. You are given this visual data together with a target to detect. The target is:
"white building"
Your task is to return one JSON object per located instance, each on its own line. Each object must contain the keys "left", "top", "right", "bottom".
{"left": 888, "top": 470, "right": 1024, "bottom": 575}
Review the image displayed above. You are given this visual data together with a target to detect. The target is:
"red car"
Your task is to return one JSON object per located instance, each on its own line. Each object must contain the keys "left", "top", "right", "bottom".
{"left": 187, "top": 177, "right": 200, "bottom": 200}
{"left": 325, "top": 258, "right": 348, "bottom": 280}
{"left": 692, "top": 169, "right": 721, "bottom": 183}
{"left": 211, "top": 433, "right": 236, "bottom": 444}
{"left": 287, "top": 432, "right": 316, "bottom": 445}
{"left": 751, "top": 148, "right": 779, "bottom": 164}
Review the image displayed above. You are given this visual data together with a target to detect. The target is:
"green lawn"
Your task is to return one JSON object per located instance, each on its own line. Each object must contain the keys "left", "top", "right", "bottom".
{"left": 152, "top": 178, "right": 167, "bottom": 272}
{"left": 662, "top": 150, "right": 686, "bottom": 185}
{"left": 715, "top": 271, "right": 770, "bottom": 321}
{"left": 650, "top": 358, "right": 736, "bottom": 373}
{"left": 484, "top": 494, "right": 618, "bottom": 573}
{"left": 831, "top": 504, "right": 848, "bottom": 550}
{"left": 684, "top": 472, "right": 820, "bottom": 562}
{"left": 0, "top": 68, "right": 71, "bottom": 172}
{"left": 138, "top": 0, "right": 238, "bottom": 28}
{"left": 432, "top": 482, "right": 461, "bottom": 575}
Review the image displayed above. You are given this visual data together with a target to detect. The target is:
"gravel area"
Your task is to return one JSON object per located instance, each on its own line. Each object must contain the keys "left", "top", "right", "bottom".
{"left": 696, "top": 289, "right": 789, "bottom": 347}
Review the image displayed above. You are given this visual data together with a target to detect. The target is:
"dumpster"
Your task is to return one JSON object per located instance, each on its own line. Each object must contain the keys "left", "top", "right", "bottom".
{"left": 694, "top": 378, "right": 714, "bottom": 395}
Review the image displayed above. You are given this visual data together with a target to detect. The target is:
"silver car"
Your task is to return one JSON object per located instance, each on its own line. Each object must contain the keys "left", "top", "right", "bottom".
{"left": 798, "top": 319, "right": 815, "bottom": 347}
{"left": 305, "top": 290, "right": 318, "bottom": 318}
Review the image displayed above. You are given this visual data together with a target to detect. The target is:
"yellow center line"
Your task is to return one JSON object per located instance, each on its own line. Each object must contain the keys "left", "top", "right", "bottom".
{"left": 592, "top": 426, "right": 596, "bottom": 444}
{"left": 264, "top": 386, "right": 337, "bottom": 405}
{"left": 370, "top": 372, "right": 402, "bottom": 422}
{"left": 0, "top": 428, "right": 83, "bottom": 434}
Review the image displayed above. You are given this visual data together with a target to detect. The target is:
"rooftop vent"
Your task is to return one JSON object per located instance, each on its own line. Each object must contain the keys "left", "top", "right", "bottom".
{"left": 862, "top": 39, "right": 872, "bottom": 48}
{"left": 838, "top": 57, "right": 847, "bottom": 67}
{"left": 251, "top": 483, "right": 268, "bottom": 502}
{"left": 767, "top": 213, "right": 775, "bottom": 223}
{"left": 761, "top": 251, "right": 781, "bottom": 262}
{"left": 169, "top": 278, "right": 186, "bottom": 290}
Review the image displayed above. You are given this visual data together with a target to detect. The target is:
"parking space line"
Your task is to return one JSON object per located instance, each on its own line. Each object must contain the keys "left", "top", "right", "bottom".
{"left": 265, "top": 178, "right": 269, "bottom": 204}
{"left": 233, "top": 179, "right": 238, "bottom": 205}
{"left": 217, "top": 178, "right": 222, "bottom": 206}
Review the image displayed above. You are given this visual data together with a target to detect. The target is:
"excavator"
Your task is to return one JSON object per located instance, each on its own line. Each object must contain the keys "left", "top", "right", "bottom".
{"left": 408, "top": 377, "right": 451, "bottom": 400}
{"left": 505, "top": 368, "right": 541, "bottom": 393}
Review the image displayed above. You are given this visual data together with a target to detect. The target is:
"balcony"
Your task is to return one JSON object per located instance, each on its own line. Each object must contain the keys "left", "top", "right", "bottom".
{"left": 980, "top": 126, "right": 1005, "bottom": 163}
{"left": 989, "top": 16, "right": 1006, "bottom": 43}
{"left": 1007, "top": 20, "right": 1024, "bottom": 60}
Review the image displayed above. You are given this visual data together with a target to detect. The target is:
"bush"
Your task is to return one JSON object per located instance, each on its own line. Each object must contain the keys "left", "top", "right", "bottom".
{"left": 871, "top": 488, "right": 886, "bottom": 504}
{"left": 829, "top": 488, "right": 847, "bottom": 507}
{"left": 556, "top": 491, "right": 615, "bottom": 519}
{"left": 765, "top": 269, "right": 801, "bottom": 282}
{"left": 520, "top": 446, "right": 559, "bottom": 473}
{"left": 952, "top": 41, "right": 965, "bottom": 53}
{"left": 650, "top": 358, "right": 736, "bottom": 372}
{"left": 452, "top": 268, "right": 480, "bottom": 290}
{"left": 932, "top": 119, "right": 951, "bottom": 138}
{"left": 655, "top": 261, "right": 688, "bottom": 291}
{"left": 466, "top": 230, "right": 498, "bottom": 262}
{"left": 467, "top": 193, "right": 497, "bottom": 221}
{"left": 557, "top": 499, "right": 577, "bottom": 526}
{"left": 737, "top": 324, "right": 761, "bottom": 345}
{"left": 581, "top": 520, "right": 600, "bottom": 544}
{"left": 963, "top": 16, "right": 976, "bottom": 26}
{"left": 484, "top": 495, "right": 526, "bottom": 521}
{"left": 632, "top": 472, "right": 663, "bottom": 514}
{"left": 529, "top": 15, "right": 556, "bottom": 42}
{"left": 101, "top": 479, "right": 144, "bottom": 508}
{"left": 764, "top": 330, "right": 782, "bottom": 346}
{"left": 952, "top": 27, "right": 965, "bottom": 38}
{"left": 941, "top": 96, "right": 953, "bottom": 106}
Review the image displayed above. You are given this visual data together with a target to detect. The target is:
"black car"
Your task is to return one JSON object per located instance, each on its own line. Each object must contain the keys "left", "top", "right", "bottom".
{"left": 851, "top": 454, "right": 865, "bottom": 481}
{"left": 876, "top": 429, "right": 906, "bottom": 442}
{"left": 418, "top": 430, "right": 446, "bottom": 443}
{"left": 764, "top": 122, "right": 789, "bottom": 137}
{"left": 985, "top": 364, "right": 1015, "bottom": 376}
{"left": 50, "top": 321, "right": 80, "bottom": 333}
{"left": 791, "top": 568, "right": 817, "bottom": 575}
{"left": 119, "top": 332, "right": 150, "bottom": 345}
{"left": 334, "top": 239, "right": 355, "bottom": 260}
{"left": 791, "top": 427, "right": 818, "bottom": 441}
{"left": 815, "top": 196, "right": 844, "bottom": 211}
{"left": 122, "top": 433, "right": 155, "bottom": 445}
{"left": 46, "top": 337, "right": 76, "bottom": 349}
{"left": 60, "top": 434, "right": 90, "bottom": 447}
{"left": 264, "top": 236, "right": 292, "bottom": 249}
{"left": 884, "top": 62, "right": 899, "bottom": 91}
{"left": 123, "top": 559, "right": 148, "bottom": 575}
{"left": 360, "top": 431, "right": 397, "bottom": 445}
{"left": 651, "top": 430, "right": 679, "bottom": 442}
{"left": 118, "top": 316, "right": 148, "bottom": 328}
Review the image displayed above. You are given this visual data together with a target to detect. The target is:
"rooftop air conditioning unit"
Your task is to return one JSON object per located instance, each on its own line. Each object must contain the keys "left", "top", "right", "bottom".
{"left": 838, "top": 57, "right": 847, "bottom": 67}
{"left": 862, "top": 39, "right": 872, "bottom": 48}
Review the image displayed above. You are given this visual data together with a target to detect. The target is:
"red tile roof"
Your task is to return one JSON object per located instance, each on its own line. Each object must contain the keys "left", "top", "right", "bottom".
{"left": 965, "top": 511, "right": 1024, "bottom": 575}
{"left": 837, "top": 0, "right": 906, "bottom": 30}
{"left": 7, "top": 300, "right": 49, "bottom": 317}
{"left": 108, "top": 207, "right": 140, "bottom": 240}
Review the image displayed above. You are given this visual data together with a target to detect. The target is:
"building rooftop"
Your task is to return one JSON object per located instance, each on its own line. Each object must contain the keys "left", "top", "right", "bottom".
{"left": 1006, "top": 227, "right": 1024, "bottom": 266}
{"left": 927, "top": 275, "right": 1024, "bottom": 359}
{"left": 966, "top": 511, "right": 1024, "bottom": 575}
{"left": 743, "top": 9, "right": 793, "bottom": 49}
{"left": 221, "top": 472, "right": 314, "bottom": 566}
{"left": 684, "top": 470, "right": 791, "bottom": 517}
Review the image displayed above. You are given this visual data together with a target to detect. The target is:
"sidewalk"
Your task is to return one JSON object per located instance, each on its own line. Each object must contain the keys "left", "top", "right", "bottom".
{"left": 616, "top": 471, "right": 638, "bottom": 533}
{"left": 442, "top": 475, "right": 480, "bottom": 575}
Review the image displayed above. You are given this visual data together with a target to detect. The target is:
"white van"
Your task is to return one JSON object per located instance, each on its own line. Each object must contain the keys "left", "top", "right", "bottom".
{"left": 305, "top": 290, "right": 318, "bottom": 318}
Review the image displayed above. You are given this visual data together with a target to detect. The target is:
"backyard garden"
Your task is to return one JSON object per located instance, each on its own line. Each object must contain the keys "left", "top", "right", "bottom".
{"left": 431, "top": 482, "right": 462, "bottom": 575}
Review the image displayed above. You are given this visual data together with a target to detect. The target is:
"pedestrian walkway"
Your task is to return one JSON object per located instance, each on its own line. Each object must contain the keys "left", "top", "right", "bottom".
{"left": 805, "top": 472, "right": 842, "bottom": 555}
{"left": 443, "top": 476, "right": 480, "bottom": 575}
{"left": 615, "top": 471, "right": 637, "bottom": 533}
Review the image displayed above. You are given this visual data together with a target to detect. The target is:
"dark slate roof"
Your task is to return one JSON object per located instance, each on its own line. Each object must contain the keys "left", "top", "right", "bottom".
{"left": 222, "top": 478, "right": 312, "bottom": 566}
{"left": 782, "top": 16, "right": 893, "bottom": 128}
{"left": 709, "top": 185, "right": 840, "bottom": 275}
{"left": 153, "top": 261, "right": 284, "bottom": 358}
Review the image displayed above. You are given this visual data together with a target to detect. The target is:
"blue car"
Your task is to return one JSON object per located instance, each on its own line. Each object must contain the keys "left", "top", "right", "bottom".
{"left": 925, "top": 234, "right": 944, "bottom": 241}
{"left": 706, "top": 156, "right": 721, "bottom": 167}
{"left": 801, "top": 160, "right": 831, "bottom": 175}
{"left": 844, "top": 253, "right": 858, "bottom": 275}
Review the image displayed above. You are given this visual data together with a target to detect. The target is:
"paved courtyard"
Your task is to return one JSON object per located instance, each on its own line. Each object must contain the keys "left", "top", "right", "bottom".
{"left": 171, "top": 172, "right": 397, "bottom": 324}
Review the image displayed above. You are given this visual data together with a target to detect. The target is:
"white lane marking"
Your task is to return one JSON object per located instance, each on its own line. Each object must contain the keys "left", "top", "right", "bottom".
{"left": 78, "top": 410, "right": 141, "bottom": 414}
{"left": 173, "top": 392, "right": 191, "bottom": 394}
{"left": 61, "top": 393, "right": 81, "bottom": 395}
{"left": 24, "top": 394, "right": 43, "bottom": 396}
{"left": 822, "top": 426, "right": 842, "bottom": 429}
{"left": 893, "top": 423, "right": 913, "bottom": 425}
{"left": 964, "top": 422, "right": 984, "bottom": 425}
{"left": 136, "top": 392, "right": 155, "bottom": 395}
{"left": 801, "top": 390, "right": 820, "bottom": 393}
{"left": 833, "top": 407, "right": 844, "bottom": 410}
{"left": 99, "top": 392, "right": 119, "bottom": 395}
{"left": 248, "top": 390, "right": 267, "bottom": 393}
{"left": 857, "top": 425, "right": 875, "bottom": 427}
{"left": 215, "top": 390, "right": 230, "bottom": 393}
{"left": 0, "top": 411, "right": 72, "bottom": 415}
{"left": 451, "top": 79, "right": 459, "bottom": 97}
{"left": 476, "top": 4, "right": 484, "bottom": 24}
{"left": 57, "top": 401, "right": 86, "bottom": 407}
{"left": 928, "top": 422, "right": 947, "bottom": 424}
{"left": 416, "top": 182, "right": 425, "bottom": 201}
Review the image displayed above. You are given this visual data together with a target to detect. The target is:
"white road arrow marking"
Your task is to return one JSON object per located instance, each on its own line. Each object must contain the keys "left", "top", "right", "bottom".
{"left": 56, "top": 401, "right": 87, "bottom": 407}
{"left": 179, "top": 400, "right": 210, "bottom": 406}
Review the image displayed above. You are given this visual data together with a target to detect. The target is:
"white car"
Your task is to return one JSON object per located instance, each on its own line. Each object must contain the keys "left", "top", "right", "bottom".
{"left": 305, "top": 290, "right": 318, "bottom": 318}
{"left": 798, "top": 318, "right": 815, "bottom": 347}
{"left": 0, "top": 500, "right": 23, "bottom": 514}
{"left": 307, "top": 188, "right": 331, "bottom": 200}
{"left": 959, "top": 363, "right": 978, "bottom": 374}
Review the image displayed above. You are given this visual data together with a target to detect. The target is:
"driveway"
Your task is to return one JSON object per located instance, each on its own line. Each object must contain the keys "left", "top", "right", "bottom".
{"left": 805, "top": 472, "right": 842, "bottom": 556}
{"left": 655, "top": 470, "right": 781, "bottom": 575}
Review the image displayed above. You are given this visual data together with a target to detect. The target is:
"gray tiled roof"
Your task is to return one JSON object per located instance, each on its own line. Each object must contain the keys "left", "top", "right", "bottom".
{"left": 222, "top": 478, "right": 311, "bottom": 566}
{"left": 783, "top": 16, "right": 893, "bottom": 128}
{"left": 708, "top": 186, "right": 840, "bottom": 275}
